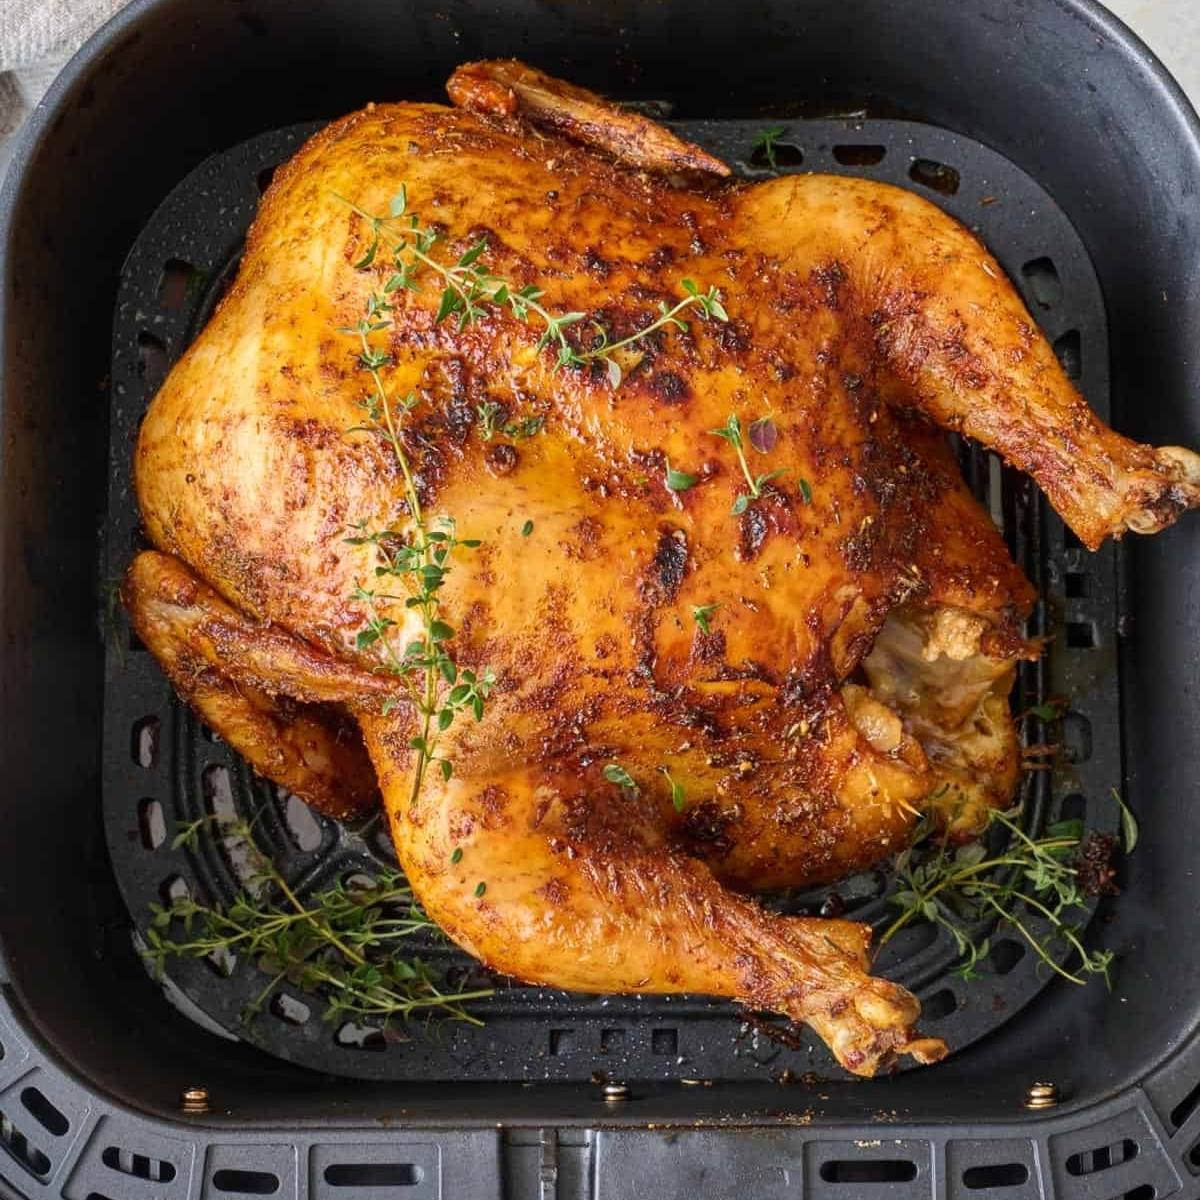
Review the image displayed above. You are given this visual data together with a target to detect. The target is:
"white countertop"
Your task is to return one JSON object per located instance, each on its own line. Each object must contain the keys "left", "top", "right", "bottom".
{"left": 1105, "top": 0, "right": 1200, "bottom": 103}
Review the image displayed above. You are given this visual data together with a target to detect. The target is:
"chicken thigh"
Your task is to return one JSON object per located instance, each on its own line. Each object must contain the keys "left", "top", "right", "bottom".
{"left": 125, "top": 61, "right": 1200, "bottom": 1076}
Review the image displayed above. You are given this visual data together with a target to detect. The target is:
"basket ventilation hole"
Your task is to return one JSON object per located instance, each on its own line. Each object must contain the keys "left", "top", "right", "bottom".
{"left": 85, "top": 1193, "right": 119, "bottom": 1200}
{"left": 335, "top": 1022, "right": 386, "bottom": 1051}
{"left": 549, "top": 1028, "right": 576, "bottom": 1055}
{"left": 158, "top": 259, "right": 199, "bottom": 310}
{"left": 883, "top": 917, "right": 940, "bottom": 957}
{"left": 271, "top": 992, "right": 311, "bottom": 1025}
{"left": 0, "top": 1037, "right": 5, "bottom": 1063}
{"left": 921, "top": 989, "right": 957, "bottom": 1020}
{"left": 962, "top": 1162, "right": 1029, "bottom": 1189}
{"left": 1066, "top": 622, "right": 1097, "bottom": 650}
{"left": 0, "top": 1111, "right": 51, "bottom": 1178}
{"left": 1059, "top": 793, "right": 1087, "bottom": 823}
{"left": 324, "top": 1163, "right": 422, "bottom": 1187}
{"left": 1065, "top": 571, "right": 1089, "bottom": 599}
{"left": 1121, "top": 1188, "right": 1155, "bottom": 1200}
{"left": 201, "top": 724, "right": 221, "bottom": 744}
{"left": 131, "top": 716, "right": 160, "bottom": 769}
{"left": 908, "top": 158, "right": 959, "bottom": 195}
{"left": 750, "top": 141, "right": 803, "bottom": 168}
{"left": 101, "top": 1145, "right": 177, "bottom": 1182}
{"left": 160, "top": 875, "right": 191, "bottom": 906}
{"left": 1189, "top": 1141, "right": 1200, "bottom": 1169}
{"left": 202, "top": 763, "right": 236, "bottom": 817}
{"left": 988, "top": 939, "right": 1026, "bottom": 976}
{"left": 1066, "top": 1139, "right": 1138, "bottom": 1177}
{"left": 136, "top": 330, "right": 168, "bottom": 388}
{"left": 819, "top": 1159, "right": 918, "bottom": 1183}
{"left": 652, "top": 1028, "right": 678, "bottom": 1056}
{"left": 257, "top": 165, "right": 278, "bottom": 194}
{"left": 1054, "top": 329, "right": 1083, "bottom": 380}
{"left": 213, "top": 1167, "right": 281, "bottom": 1195}
{"left": 284, "top": 792, "right": 323, "bottom": 852}
{"left": 138, "top": 798, "right": 167, "bottom": 850}
{"left": 833, "top": 144, "right": 886, "bottom": 166}
{"left": 1172, "top": 1080, "right": 1200, "bottom": 1130}
{"left": 1062, "top": 711, "right": 1093, "bottom": 764}
{"left": 1062, "top": 523, "right": 1084, "bottom": 551}
{"left": 19, "top": 1088, "right": 68, "bottom": 1138}
{"left": 1020, "top": 257, "right": 1062, "bottom": 310}
{"left": 600, "top": 1028, "right": 625, "bottom": 1052}
{"left": 129, "top": 626, "right": 147, "bottom": 652}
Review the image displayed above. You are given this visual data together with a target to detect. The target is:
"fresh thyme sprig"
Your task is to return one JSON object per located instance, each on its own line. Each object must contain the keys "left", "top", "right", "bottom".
{"left": 334, "top": 188, "right": 728, "bottom": 387}
{"left": 340, "top": 277, "right": 495, "bottom": 800}
{"left": 144, "top": 816, "right": 492, "bottom": 1027}
{"left": 881, "top": 804, "right": 1133, "bottom": 985}
{"left": 710, "top": 414, "right": 787, "bottom": 514}
{"left": 752, "top": 125, "right": 788, "bottom": 170}
{"left": 475, "top": 401, "right": 544, "bottom": 442}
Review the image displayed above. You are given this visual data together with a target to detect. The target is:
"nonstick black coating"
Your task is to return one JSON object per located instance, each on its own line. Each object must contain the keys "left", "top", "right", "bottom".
{"left": 2, "top": 0, "right": 1200, "bottom": 1168}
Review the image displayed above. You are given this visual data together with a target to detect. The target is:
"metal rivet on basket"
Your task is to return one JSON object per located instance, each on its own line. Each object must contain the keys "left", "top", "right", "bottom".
{"left": 180, "top": 1086, "right": 211, "bottom": 1115}
{"left": 602, "top": 1082, "right": 631, "bottom": 1102}
{"left": 1024, "top": 1081, "right": 1059, "bottom": 1110}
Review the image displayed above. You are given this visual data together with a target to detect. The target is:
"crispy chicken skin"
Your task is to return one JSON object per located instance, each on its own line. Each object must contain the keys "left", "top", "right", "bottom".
{"left": 125, "top": 62, "right": 1200, "bottom": 1076}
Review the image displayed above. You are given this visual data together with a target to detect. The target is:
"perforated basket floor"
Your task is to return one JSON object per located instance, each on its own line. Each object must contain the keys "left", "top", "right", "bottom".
{"left": 99, "top": 117, "right": 1124, "bottom": 1084}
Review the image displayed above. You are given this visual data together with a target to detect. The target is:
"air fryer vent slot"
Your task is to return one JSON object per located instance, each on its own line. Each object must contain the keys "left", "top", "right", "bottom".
{"left": 212, "top": 1166, "right": 282, "bottom": 1194}
{"left": 101, "top": 1144, "right": 178, "bottom": 1182}
{"left": 819, "top": 1158, "right": 918, "bottom": 1183}
{"left": 961, "top": 1161, "right": 1029, "bottom": 1189}
{"left": 20, "top": 1087, "right": 68, "bottom": 1138}
{"left": 0, "top": 1111, "right": 51, "bottom": 1179}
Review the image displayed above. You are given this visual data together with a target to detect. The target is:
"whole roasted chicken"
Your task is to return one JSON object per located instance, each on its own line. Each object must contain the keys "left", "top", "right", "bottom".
{"left": 125, "top": 61, "right": 1200, "bottom": 1076}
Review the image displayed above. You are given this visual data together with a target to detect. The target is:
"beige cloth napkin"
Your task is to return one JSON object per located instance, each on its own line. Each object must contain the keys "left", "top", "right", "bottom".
{"left": 0, "top": 0, "right": 129, "bottom": 176}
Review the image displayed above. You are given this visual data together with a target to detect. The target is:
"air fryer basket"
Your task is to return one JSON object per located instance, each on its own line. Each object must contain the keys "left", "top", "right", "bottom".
{"left": 3, "top": 1, "right": 1200, "bottom": 1198}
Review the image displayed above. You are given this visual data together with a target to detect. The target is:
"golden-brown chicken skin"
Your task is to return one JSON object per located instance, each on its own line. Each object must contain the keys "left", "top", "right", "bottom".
{"left": 125, "top": 62, "right": 1200, "bottom": 1076}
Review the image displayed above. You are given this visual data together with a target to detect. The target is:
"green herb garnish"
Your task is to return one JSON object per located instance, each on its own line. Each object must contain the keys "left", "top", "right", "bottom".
{"left": 603, "top": 763, "right": 638, "bottom": 792}
{"left": 146, "top": 816, "right": 491, "bottom": 1027}
{"left": 660, "top": 767, "right": 687, "bottom": 813}
{"left": 710, "top": 414, "right": 787, "bottom": 514}
{"left": 882, "top": 806, "right": 1121, "bottom": 986}
{"left": 666, "top": 463, "right": 699, "bottom": 493}
{"left": 691, "top": 603, "right": 721, "bottom": 634}
{"left": 752, "top": 126, "right": 788, "bottom": 170}
{"left": 334, "top": 191, "right": 728, "bottom": 386}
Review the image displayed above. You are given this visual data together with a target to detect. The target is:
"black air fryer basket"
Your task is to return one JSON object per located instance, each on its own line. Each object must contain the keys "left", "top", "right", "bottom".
{"left": 3, "top": 1, "right": 1200, "bottom": 1197}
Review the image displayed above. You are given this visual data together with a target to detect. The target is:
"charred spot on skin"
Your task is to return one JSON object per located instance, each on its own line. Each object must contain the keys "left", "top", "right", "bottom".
{"left": 812, "top": 260, "right": 848, "bottom": 308}
{"left": 679, "top": 799, "right": 736, "bottom": 859}
{"left": 738, "top": 502, "right": 769, "bottom": 561}
{"left": 842, "top": 514, "right": 883, "bottom": 573}
{"left": 538, "top": 877, "right": 570, "bottom": 904}
{"left": 486, "top": 443, "right": 519, "bottom": 476}
{"left": 645, "top": 245, "right": 676, "bottom": 270}
{"left": 714, "top": 319, "right": 751, "bottom": 355}
{"left": 647, "top": 370, "right": 690, "bottom": 405}
{"left": 693, "top": 627, "right": 727, "bottom": 664}
{"left": 582, "top": 248, "right": 612, "bottom": 279}
{"left": 780, "top": 661, "right": 834, "bottom": 711}
{"left": 652, "top": 528, "right": 689, "bottom": 598}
